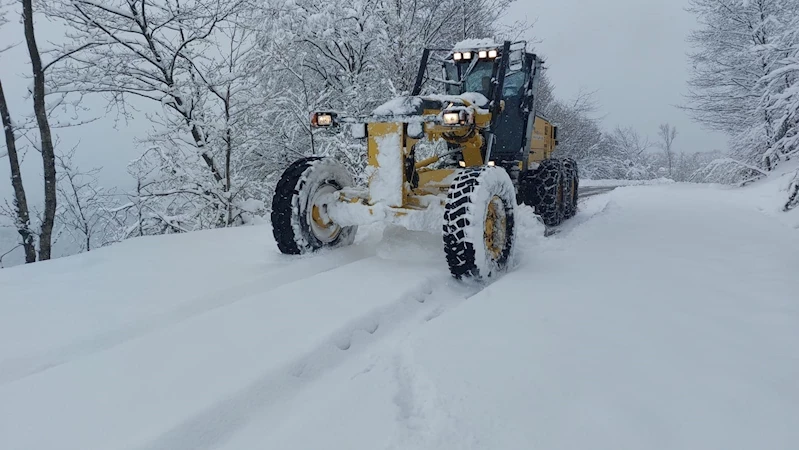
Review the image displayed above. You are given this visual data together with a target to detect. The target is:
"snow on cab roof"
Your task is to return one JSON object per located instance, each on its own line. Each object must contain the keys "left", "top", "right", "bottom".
{"left": 452, "top": 39, "right": 499, "bottom": 51}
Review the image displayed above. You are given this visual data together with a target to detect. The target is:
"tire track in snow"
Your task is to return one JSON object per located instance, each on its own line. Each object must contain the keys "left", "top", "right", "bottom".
{"left": 539, "top": 187, "right": 617, "bottom": 238}
{"left": 386, "top": 348, "right": 453, "bottom": 450}
{"left": 132, "top": 277, "right": 486, "bottom": 450}
{"left": 0, "top": 245, "right": 374, "bottom": 386}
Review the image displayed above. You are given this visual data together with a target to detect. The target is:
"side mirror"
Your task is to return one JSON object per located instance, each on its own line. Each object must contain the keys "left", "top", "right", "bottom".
{"left": 311, "top": 111, "right": 339, "bottom": 128}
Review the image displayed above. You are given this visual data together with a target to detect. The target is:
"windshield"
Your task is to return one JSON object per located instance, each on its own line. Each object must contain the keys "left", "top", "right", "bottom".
{"left": 443, "top": 60, "right": 497, "bottom": 97}
{"left": 463, "top": 61, "right": 495, "bottom": 97}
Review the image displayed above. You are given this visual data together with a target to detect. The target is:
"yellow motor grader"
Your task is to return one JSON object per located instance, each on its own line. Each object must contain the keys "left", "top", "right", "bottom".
{"left": 271, "top": 40, "right": 579, "bottom": 281}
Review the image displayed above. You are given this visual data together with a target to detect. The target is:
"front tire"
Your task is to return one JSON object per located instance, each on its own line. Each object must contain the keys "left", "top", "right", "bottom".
{"left": 443, "top": 166, "right": 517, "bottom": 281}
{"left": 271, "top": 157, "right": 358, "bottom": 255}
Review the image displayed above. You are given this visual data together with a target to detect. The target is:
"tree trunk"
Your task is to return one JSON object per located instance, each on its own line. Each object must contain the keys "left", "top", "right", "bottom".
{"left": 668, "top": 152, "right": 673, "bottom": 178}
{"left": 785, "top": 170, "right": 799, "bottom": 211}
{"left": 0, "top": 79, "right": 37, "bottom": 263}
{"left": 22, "top": 0, "right": 57, "bottom": 261}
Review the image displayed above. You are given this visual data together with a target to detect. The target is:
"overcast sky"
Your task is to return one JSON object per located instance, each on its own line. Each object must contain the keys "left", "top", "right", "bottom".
{"left": 506, "top": 0, "right": 727, "bottom": 153}
{"left": 1, "top": 0, "right": 728, "bottom": 203}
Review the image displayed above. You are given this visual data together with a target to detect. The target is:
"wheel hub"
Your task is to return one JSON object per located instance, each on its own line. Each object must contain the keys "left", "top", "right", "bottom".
{"left": 484, "top": 195, "right": 507, "bottom": 261}
{"left": 308, "top": 183, "right": 342, "bottom": 243}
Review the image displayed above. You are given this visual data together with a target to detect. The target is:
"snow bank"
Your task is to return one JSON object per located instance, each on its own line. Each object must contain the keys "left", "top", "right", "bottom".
{"left": 213, "top": 183, "right": 799, "bottom": 450}
{"left": 580, "top": 177, "right": 676, "bottom": 187}
{"left": 1, "top": 182, "right": 797, "bottom": 450}
{"left": 733, "top": 158, "right": 799, "bottom": 229}
{"left": 0, "top": 223, "right": 454, "bottom": 450}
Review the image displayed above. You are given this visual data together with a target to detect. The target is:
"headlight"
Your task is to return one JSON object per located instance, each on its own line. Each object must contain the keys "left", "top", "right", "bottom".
{"left": 311, "top": 112, "right": 336, "bottom": 127}
{"left": 488, "top": 161, "right": 496, "bottom": 166}
{"left": 459, "top": 161, "right": 466, "bottom": 167}
{"left": 443, "top": 112, "right": 461, "bottom": 125}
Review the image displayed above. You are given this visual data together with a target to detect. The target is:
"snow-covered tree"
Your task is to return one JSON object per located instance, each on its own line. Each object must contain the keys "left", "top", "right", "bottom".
{"left": 685, "top": 0, "right": 799, "bottom": 207}
{"left": 0, "top": 0, "right": 72, "bottom": 261}
{"left": 539, "top": 75, "right": 655, "bottom": 180}
{"left": 1, "top": 8, "right": 38, "bottom": 263}
{"left": 759, "top": 17, "right": 799, "bottom": 209}
{"left": 657, "top": 123, "right": 678, "bottom": 178}
{"left": 21, "top": 0, "right": 62, "bottom": 260}
{"left": 55, "top": 149, "right": 120, "bottom": 252}
{"left": 251, "top": 0, "right": 525, "bottom": 181}
{"left": 46, "top": 0, "right": 271, "bottom": 232}
{"left": 685, "top": 0, "right": 799, "bottom": 171}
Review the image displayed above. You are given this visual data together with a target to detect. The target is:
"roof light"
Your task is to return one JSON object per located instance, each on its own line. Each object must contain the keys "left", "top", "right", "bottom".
{"left": 478, "top": 50, "right": 488, "bottom": 59}
{"left": 462, "top": 52, "right": 472, "bottom": 60}
{"left": 453, "top": 52, "right": 463, "bottom": 61}
{"left": 488, "top": 50, "right": 498, "bottom": 58}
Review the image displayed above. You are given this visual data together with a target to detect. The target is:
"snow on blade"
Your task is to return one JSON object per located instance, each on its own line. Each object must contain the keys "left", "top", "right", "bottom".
{"left": 366, "top": 130, "right": 404, "bottom": 207}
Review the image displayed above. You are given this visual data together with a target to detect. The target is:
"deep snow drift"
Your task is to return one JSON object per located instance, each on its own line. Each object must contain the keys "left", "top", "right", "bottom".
{"left": 1, "top": 180, "right": 797, "bottom": 450}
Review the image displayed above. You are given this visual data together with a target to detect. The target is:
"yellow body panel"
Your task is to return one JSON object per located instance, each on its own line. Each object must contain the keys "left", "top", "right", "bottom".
{"left": 415, "top": 169, "right": 457, "bottom": 196}
{"left": 529, "top": 116, "right": 557, "bottom": 164}
{"left": 364, "top": 102, "right": 558, "bottom": 211}
{"left": 367, "top": 122, "right": 404, "bottom": 167}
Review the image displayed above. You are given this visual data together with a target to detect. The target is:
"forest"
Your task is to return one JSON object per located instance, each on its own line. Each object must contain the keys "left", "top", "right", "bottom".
{"left": 1, "top": 0, "right": 797, "bottom": 266}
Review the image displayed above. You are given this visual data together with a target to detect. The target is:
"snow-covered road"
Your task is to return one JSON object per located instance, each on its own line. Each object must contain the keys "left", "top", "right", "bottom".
{"left": 1, "top": 180, "right": 797, "bottom": 450}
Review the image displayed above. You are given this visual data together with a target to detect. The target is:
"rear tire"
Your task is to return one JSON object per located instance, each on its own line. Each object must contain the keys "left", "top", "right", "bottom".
{"left": 562, "top": 158, "right": 579, "bottom": 219}
{"left": 443, "top": 166, "right": 517, "bottom": 281}
{"left": 271, "top": 157, "right": 358, "bottom": 255}
{"left": 520, "top": 159, "right": 565, "bottom": 227}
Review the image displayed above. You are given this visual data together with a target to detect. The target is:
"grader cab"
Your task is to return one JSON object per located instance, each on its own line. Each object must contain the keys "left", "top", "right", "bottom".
{"left": 270, "top": 40, "right": 579, "bottom": 281}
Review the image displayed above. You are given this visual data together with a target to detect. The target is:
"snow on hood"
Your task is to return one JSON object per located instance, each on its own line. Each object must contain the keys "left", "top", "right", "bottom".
{"left": 424, "top": 93, "right": 489, "bottom": 109}
{"left": 372, "top": 97, "right": 424, "bottom": 116}
{"left": 372, "top": 93, "right": 490, "bottom": 116}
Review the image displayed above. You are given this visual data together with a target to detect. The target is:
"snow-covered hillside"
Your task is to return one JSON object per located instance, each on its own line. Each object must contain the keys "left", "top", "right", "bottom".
{"left": 1, "top": 181, "right": 797, "bottom": 450}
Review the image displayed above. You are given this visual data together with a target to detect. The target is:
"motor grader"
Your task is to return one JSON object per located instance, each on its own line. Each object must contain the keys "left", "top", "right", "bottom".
{"left": 271, "top": 40, "right": 579, "bottom": 281}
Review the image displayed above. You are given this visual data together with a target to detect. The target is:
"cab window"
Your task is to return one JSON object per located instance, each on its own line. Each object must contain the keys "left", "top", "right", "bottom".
{"left": 502, "top": 71, "right": 526, "bottom": 98}
{"left": 463, "top": 61, "right": 495, "bottom": 97}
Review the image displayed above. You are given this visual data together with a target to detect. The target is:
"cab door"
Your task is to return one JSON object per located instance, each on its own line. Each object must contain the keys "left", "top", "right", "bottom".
{"left": 491, "top": 53, "right": 532, "bottom": 162}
